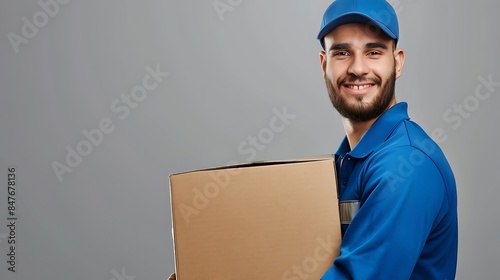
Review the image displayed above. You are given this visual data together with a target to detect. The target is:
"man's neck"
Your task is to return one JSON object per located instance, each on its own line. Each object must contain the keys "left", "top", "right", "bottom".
{"left": 342, "top": 118, "right": 376, "bottom": 150}
{"left": 342, "top": 101, "right": 396, "bottom": 150}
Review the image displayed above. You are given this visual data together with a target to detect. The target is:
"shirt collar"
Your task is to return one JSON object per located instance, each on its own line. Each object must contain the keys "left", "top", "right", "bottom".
{"left": 335, "top": 102, "right": 410, "bottom": 159}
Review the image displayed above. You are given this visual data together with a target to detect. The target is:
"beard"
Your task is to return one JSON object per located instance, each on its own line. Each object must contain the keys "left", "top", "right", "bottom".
{"left": 325, "top": 69, "right": 396, "bottom": 122}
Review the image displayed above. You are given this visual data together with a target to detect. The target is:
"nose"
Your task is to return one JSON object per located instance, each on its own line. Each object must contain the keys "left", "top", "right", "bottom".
{"left": 347, "top": 55, "right": 369, "bottom": 77}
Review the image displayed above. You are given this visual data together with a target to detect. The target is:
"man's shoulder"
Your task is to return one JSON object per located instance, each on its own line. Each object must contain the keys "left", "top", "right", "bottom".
{"left": 366, "top": 119, "right": 454, "bottom": 184}
{"left": 378, "top": 119, "right": 442, "bottom": 158}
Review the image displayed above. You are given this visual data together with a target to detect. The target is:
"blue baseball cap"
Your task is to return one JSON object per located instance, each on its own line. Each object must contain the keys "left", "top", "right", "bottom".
{"left": 317, "top": 0, "right": 399, "bottom": 49}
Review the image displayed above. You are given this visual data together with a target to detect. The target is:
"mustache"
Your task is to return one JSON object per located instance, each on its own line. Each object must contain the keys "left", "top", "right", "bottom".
{"left": 338, "top": 76, "right": 382, "bottom": 87}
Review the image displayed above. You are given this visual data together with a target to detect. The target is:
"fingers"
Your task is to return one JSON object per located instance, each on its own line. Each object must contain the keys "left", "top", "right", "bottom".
{"left": 167, "top": 272, "right": 176, "bottom": 280}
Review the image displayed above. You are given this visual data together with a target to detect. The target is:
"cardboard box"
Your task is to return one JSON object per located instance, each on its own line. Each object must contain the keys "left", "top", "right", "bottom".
{"left": 169, "top": 156, "right": 341, "bottom": 279}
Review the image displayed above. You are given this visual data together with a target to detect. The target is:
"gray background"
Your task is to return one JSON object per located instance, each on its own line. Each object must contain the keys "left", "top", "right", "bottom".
{"left": 0, "top": 0, "right": 498, "bottom": 279}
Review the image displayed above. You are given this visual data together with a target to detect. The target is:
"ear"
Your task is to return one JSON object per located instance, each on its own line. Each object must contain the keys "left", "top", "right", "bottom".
{"left": 319, "top": 50, "right": 327, "bottom": 80}
{"left": 394, "top": 47, "right": 405, "bottom": 79}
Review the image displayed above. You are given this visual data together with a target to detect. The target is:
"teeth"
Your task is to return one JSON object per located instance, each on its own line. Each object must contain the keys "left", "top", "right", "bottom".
{"left": 348, "top": 84, "right": 372, "bottom": 90}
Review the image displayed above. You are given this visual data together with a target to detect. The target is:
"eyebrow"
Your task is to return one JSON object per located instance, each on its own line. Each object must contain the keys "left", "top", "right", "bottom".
{"left": 329, "top": 43, "right": 351, "bottom": 52}
{"left": 365, "top": 42, "right": 388, "bottom": 50}
{"left": 328, "top": 42, "right": 388, "bottom": 52}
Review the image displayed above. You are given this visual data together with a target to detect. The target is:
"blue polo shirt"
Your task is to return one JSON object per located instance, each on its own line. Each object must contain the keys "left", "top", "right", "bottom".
{"left": 321, "top": 102, "right": 458, "bottom": 280}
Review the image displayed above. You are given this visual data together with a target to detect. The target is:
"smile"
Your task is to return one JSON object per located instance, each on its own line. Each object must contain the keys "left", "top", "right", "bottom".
{"left": 345, "top": 84, "right": 375, "bottom": 90}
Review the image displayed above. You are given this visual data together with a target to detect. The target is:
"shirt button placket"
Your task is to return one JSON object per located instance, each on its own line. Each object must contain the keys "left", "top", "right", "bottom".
{"left": 341, "top": 156, "right": 351, "bottom": 187}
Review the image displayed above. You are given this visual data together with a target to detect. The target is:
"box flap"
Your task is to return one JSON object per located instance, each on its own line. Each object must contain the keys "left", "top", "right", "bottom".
{"left": 169, "top": 154, "right": 334, "bottom": 177}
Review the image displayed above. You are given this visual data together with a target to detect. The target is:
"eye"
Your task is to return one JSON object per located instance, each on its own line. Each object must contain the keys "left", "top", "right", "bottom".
{"left": 333, "top": 51, "right": 350, "bottom": 57}
{"left": 368, "top": 51, "right": 382, "bottom": 56}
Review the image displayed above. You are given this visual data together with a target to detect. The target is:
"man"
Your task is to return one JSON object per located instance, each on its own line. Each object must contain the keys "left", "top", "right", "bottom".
{"left": 168, "top": 0, "right": 457, "bottom": 279}
{"left": 318, "top": 0, "right": 458, "bottom": 279}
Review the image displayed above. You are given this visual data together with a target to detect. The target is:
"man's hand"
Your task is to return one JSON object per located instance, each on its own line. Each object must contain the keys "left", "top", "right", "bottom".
{"left": 167, "top": 273, "right": 176, "bottom": 280}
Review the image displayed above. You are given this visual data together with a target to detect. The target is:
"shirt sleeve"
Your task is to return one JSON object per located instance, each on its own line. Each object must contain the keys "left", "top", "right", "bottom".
{"left": 322, "top": 146, "right": 447, "bottom": 280}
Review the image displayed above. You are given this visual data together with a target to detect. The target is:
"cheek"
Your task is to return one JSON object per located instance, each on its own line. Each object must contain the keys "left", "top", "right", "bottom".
{"left": 371, "top": 60, "right": 395, "bottom": 80}
{"left": 326, "top": 62, "right": 345, "bottom": 82}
